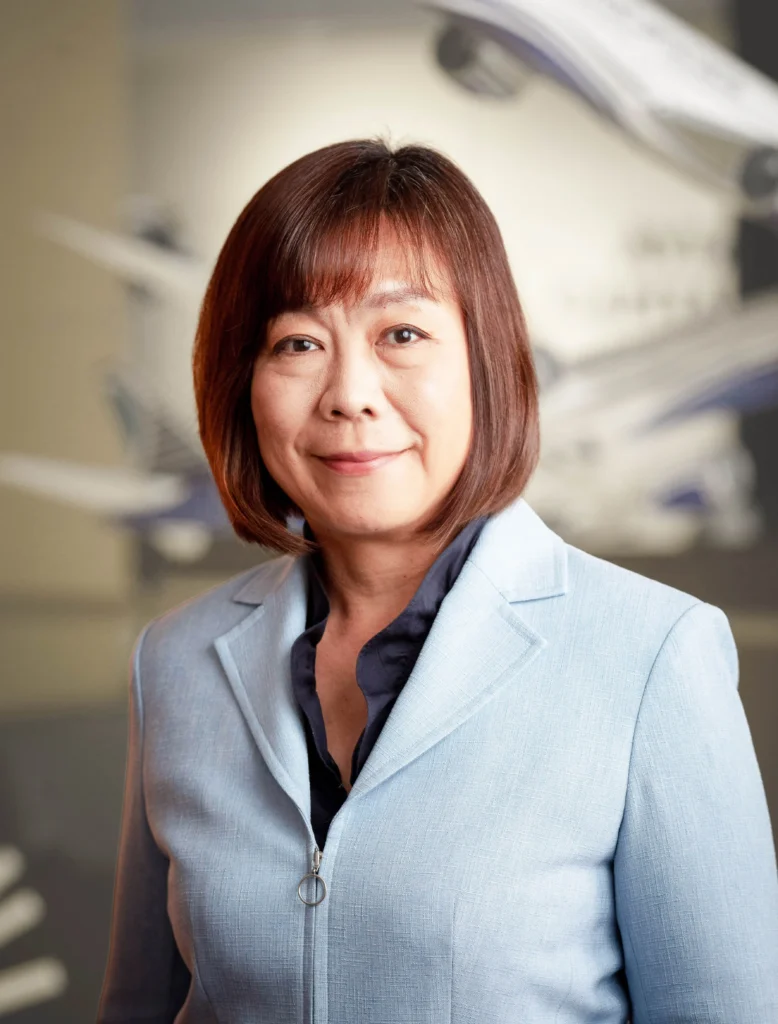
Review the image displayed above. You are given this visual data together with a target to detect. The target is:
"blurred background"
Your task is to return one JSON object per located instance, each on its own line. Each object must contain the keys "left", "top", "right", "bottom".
{"left": 1, "top": 0, "right": 777, "bottom": 1019}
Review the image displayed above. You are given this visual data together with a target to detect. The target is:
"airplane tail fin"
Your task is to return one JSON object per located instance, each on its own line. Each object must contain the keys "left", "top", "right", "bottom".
{"left": 102, "top": 367, "right": 206, "bottom": 476}
{"left": 33, "top": 211, "right": 205, "bottom": 300}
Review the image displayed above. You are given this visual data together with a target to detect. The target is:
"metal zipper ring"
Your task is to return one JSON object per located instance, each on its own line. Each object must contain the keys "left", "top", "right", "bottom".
{"left": 297, "top": 872, "right": 327, "bottom": 906}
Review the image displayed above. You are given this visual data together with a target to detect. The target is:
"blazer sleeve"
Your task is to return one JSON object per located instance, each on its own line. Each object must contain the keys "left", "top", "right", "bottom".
{"left": 613, "top": 600, "right": 778, "bottom": 1023}
{"left": 96, "top": 624, "right": 191, "bottom": 1023}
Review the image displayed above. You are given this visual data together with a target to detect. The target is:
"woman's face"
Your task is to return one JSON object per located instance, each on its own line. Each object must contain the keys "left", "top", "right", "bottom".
{"left": 250, "top": 236, "right": 473, "bottom": 541}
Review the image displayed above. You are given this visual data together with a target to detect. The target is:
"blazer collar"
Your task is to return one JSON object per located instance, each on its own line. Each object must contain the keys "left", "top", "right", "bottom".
{"left": 217, "top": 497, "right": 569, "bottom": 820}
{"left": 231, "top": 497, "right": 568, "bottom": 608}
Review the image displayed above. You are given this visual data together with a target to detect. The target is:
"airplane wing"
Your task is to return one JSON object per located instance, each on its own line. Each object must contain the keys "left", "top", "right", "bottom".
{"left": 531, "top": 292, "right": 777, "bottom": 552}
{"left": 539, "top": 289, "right": 778, "bottom": 447}
{"left": 428, "top": 0, "right": 778, "bottom": 213}
{"left": 0, "top": 454, "right": 187, "bottom": 516}
{"left": 34, "top": 212, "right": 208, "bottom": 300}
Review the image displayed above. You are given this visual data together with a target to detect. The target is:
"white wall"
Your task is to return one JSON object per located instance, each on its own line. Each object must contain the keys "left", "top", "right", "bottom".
{"left": 131, "top": 13, "right": 738, "bottom": 435}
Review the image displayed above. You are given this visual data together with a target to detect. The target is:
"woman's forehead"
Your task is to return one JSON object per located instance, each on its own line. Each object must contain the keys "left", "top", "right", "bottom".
{"left": 310, "top": 245, "right": 454, "bottom": 310}
{"left": 306, "top": 279, "right": 447, "bottom": 312}
{"left": 268, "top": 215, "right": 459, "bottom": 320}
{"left": 273, "top": 281, "right": 457, "bottom": 325}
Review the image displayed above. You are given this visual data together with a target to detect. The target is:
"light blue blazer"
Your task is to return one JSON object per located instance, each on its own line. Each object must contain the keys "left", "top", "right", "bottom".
{"left": 98, "top": 497, "right": 778, "bottom": 1024}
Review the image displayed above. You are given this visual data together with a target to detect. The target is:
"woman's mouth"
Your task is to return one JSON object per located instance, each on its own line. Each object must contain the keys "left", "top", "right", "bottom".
{"left": 315, "top": 449, "right": 406, "bottom": 476}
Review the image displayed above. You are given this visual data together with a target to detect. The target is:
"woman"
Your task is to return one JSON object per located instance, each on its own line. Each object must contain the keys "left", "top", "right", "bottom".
{"left": 97, "top": 139, "right": 778, "bottom": 1023}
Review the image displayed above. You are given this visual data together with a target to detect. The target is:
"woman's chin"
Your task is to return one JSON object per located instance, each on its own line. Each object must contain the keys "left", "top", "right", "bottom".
{"left": 307, "top": 496, "right": 430, "bottom": 540}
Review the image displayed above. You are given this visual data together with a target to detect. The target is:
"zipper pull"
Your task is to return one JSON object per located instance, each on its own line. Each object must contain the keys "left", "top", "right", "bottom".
{"left": 297, "top": 847, "right": 327, "bottom": 906}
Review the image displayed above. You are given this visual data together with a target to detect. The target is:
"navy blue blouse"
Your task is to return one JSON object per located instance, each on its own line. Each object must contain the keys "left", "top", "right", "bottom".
{"left": 290, "top": 516, "right": 487, "bottom": 849}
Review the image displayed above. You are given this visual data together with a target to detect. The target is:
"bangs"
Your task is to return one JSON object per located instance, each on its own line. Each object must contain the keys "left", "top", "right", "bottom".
{"left": 266, "top": 187, "right": 459, "bottom": 317}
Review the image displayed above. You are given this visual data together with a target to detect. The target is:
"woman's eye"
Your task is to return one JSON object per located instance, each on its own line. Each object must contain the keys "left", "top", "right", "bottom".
{"left": 384, "top": 326, "right": 424, "bottom": 345}
{"left": 274, "top": 337, "right": 318, "bottom": 355}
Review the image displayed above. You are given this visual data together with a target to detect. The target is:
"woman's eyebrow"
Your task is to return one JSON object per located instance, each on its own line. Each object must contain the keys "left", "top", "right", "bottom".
{"left": 361, "top": 286, "right": 436, "bottom": 309}
{"left": 284, "top": 286, "right": 437, "bottom": 319}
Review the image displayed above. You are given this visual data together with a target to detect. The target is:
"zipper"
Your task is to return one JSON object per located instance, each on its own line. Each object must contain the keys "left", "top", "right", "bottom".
{"left": 298, "top": 844, "right": 325, "bottom": 1024}
{"left": 309, "top": 851, "right": 315, "bottom": 1024}
{"left": 297, "top": 845, "right": 327, "bottom": 906}
{"left": 296, "top": 803, "right": 349, "bottom": 1021}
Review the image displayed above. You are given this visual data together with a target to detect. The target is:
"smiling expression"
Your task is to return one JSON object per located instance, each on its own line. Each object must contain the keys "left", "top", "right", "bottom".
{"left": 250, "top": 235, "right": 473, "bottom": 542}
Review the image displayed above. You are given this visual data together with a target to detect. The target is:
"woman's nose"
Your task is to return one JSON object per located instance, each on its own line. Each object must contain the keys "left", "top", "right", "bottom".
{"left": 319, "top": 345, "right": 385, "bottom": 420}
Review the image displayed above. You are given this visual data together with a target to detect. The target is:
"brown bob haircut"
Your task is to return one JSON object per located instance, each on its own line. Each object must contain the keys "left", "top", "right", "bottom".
{"left": 193, "top": 138, "right": 540, "bottom": 555}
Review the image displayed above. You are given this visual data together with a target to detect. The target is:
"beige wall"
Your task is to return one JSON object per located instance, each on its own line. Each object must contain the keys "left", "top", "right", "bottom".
{"left": 1, "top": 0, "right": 133, "bottom": 708}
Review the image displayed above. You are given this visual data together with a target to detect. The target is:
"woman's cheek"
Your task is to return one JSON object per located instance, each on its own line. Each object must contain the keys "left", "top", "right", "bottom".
{"left": 254, "top": 373, "right": 312, "bottom": 438}
{"left": 415, "top": 366, "right": 470, "bottom": 422}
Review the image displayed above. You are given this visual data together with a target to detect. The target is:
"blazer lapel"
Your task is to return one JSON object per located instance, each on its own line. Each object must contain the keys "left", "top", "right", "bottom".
{"left": 213, "top": 555, "right": 312, "bottom": 828}
{"left": 212, "top": 498, "right": 569, "bottom": 815}
{"left": 350, "top": 498, "right": 569, "bottom": 800}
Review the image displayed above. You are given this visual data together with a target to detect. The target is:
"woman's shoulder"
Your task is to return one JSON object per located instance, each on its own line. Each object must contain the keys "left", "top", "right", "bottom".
{"left": 136, "top": 553, "right": 296, "bottom": 666}
{"left": 551, "top": 542, "right": 737, "bottom": 703}
{"left": 480, "top": 498, "right": 715, "bottom": 646}
{"left": 561, "top": 540, "right": 718, "bottom": 646}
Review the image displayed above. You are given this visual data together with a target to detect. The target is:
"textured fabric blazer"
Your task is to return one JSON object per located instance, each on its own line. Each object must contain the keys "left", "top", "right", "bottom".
{"left": 98, "top": 496, "right": 778, "bottom": 1024}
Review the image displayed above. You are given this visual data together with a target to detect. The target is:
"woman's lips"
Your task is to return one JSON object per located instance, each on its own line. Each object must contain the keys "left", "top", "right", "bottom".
{"left": 315, "top": 450, "right": 405, "bottom": 476}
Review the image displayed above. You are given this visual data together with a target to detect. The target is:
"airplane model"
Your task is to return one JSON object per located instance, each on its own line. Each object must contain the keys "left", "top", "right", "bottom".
{"left": 1, "top": 212, "right": 777, "bottom": 559}
{"left": 427, "top": 0, "right": 778, "bottom": 221}
{"left": 526, "top": 289, "right": 778, "bottom": 552}
{"left": 0, "top": 845, "right": 68, "bottom": 1019}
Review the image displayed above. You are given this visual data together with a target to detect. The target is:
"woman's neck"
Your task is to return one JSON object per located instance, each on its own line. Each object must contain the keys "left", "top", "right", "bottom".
{"left": 312, "top": 531, "right": 445, "bottom": 633}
